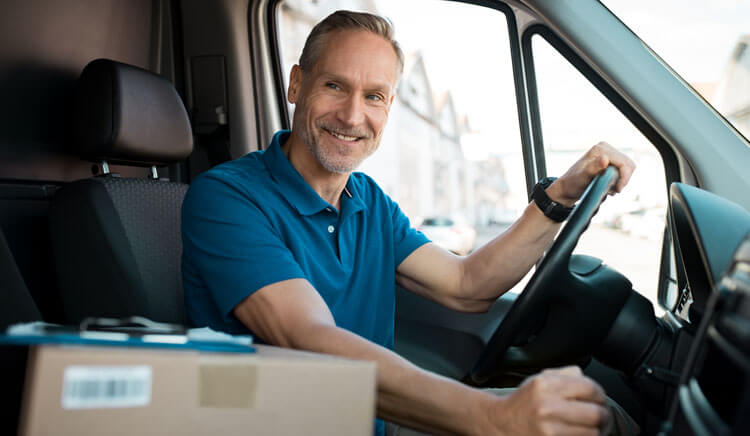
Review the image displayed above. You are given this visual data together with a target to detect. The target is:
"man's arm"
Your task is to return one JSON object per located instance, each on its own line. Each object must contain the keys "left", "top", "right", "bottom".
{"left": 233, "top": 279, "right": 610, "bottom": 435}
{"left": 396, "top": 142, "right": 636, "bottom": 312}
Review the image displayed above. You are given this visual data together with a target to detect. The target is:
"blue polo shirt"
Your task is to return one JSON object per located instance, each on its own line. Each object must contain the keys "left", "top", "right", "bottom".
{"left": 181, "top": 130, "right": 429, "bottom": 350}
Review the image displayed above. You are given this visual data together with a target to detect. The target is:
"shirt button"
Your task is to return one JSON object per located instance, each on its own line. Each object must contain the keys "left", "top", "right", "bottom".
{"left": 327, "top": 225, "right": 335, "bottom": 233}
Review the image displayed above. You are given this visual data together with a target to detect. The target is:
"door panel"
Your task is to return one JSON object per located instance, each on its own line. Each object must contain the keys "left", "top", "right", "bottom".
{"left": 395, "top": 286, "right": 517, "bottom": 379}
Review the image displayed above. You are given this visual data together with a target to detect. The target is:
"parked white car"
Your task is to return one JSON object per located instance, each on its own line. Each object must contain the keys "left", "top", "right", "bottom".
{"left": 418, "top": 216, "right": 477, "bottom": 255}
{"left": 611, "top": 207, "right": 666, "bottom": 241}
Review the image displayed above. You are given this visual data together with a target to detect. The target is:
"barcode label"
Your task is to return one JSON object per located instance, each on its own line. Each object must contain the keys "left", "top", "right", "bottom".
{"left": 61, "top": 365, "right": 152, "bottom": 409}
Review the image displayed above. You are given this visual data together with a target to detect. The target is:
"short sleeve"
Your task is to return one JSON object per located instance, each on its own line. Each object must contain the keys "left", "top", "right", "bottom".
{"left": 388, "top": 196, "right": 430, "bottom": 266}
{"left": 181, "top": 173, "right": 306, "bottom": 319}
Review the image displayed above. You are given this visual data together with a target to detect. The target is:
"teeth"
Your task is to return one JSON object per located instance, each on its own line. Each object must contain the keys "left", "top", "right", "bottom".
{"left": 329, "top": 130, "right": 358, "bottom": 141}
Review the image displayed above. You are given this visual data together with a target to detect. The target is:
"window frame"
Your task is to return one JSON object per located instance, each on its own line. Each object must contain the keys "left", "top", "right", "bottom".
{"left": 521, "top": 24, "right": 683, "bottom": 305}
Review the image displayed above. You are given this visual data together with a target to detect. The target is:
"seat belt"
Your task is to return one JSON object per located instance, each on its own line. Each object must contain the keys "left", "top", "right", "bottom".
{"left": 190, "top": 56, "right": 232, "bottom": 167}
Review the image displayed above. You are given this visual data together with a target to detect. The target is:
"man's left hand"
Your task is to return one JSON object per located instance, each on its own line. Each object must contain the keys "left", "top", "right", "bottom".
{"left": 545, "top": 141, "right": 635, "bottom": 207}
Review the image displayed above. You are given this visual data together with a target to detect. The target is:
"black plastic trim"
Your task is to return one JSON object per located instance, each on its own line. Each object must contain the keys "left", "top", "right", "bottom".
{"left": 678, "top": 380, "right": 730, "bottom": 436}
{"left": 520, "top": 30, "right": 546, "bottom": 181}
{"left": 669, "top": 183, "right": 750, "bottom": 313}
{"left": 247, "top": 4, "right": 263, "bottom": 150}
{"left": 170, "top": 0, "right": 191, "bottom": 183}
{"left": 266, "top": 1, "right": 290, "bottom": 132}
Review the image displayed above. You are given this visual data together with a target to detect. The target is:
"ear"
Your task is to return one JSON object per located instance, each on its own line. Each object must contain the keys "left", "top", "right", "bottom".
{"left": 288, "top": 65, "right": 303, "bottom": 104}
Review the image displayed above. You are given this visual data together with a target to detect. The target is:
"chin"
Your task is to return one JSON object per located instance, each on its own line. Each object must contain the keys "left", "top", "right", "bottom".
{"left": 323, "top": 160, "right": 358, "bottom": 174}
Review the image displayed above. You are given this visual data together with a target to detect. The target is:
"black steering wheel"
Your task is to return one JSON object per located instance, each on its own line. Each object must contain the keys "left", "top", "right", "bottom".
{"left": 470, "top": 166, "right": 629, "bottom": 384}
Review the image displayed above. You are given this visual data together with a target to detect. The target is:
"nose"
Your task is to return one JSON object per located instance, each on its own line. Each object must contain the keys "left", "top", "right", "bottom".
{"left": 336, "top": 93, "right": 366, "bottom": 127}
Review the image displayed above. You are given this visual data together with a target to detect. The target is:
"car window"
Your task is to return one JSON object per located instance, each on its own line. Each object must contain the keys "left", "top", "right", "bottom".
{"left": 530, "top": 33, "right": 668, "bottom": 314}
{"left": 277, "top": 0, "right": 530, "bottom": 272}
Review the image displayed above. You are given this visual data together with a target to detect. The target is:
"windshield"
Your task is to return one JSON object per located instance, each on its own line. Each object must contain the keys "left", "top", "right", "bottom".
{"left": 602, "top": 0, "right": 750, "bottom": 143}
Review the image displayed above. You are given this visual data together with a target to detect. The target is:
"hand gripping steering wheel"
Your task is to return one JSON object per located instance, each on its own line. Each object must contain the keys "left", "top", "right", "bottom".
{"left": 470, "top": 166, "right": 628, "bottom": 384}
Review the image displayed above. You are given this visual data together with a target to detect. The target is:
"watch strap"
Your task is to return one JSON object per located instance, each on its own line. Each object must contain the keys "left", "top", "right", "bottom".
{"left": 531, "top": 177, "right": 574, "bottom": 222}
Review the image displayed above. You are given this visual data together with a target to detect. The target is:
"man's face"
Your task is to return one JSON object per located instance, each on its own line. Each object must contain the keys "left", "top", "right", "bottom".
{"left": 288, "top": 30, "right": 399, "bottom": 174}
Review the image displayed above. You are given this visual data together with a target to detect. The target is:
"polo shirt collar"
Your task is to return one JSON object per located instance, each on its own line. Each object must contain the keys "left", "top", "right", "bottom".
{"left": 341, "top": 175, "right": 367, "bottom": 220}
{"left": 262, "top": 130, "right": 366, "bottom": 217}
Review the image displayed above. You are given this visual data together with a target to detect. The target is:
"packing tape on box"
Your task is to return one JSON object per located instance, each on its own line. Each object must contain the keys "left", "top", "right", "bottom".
{"left": 199, "top": 364, "right": 257, "bottom": 408}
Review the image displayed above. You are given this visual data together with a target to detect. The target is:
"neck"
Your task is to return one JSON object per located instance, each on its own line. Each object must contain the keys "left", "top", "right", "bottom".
{"left": 283, "top": 131, "right": 349, "bottom": 210}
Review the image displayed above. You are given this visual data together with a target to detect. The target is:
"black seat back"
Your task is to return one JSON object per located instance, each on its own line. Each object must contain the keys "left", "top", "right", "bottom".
{"left": 0, "top": 227, "right": 41, "bottom": 329}
{"left": 0, "top": 227, "right": 41, "bottom": 436}
{"left": 49, "top": 59, "right": 193, "bottom": 324}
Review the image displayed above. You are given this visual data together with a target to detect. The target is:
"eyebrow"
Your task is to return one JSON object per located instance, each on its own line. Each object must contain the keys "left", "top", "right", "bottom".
{"left": 320, "top": 73, "right": 393, "bottom": 95}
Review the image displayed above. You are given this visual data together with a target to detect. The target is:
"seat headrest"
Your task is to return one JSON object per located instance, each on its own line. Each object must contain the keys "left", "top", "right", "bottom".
{"left": 73, "top": 59, "right": 193, "bottom": 167}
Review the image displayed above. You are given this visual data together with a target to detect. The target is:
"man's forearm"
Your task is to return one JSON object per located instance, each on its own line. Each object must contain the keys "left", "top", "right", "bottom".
{"left": 235, "top": 282, "right": 613, "bottom": 436}
{"left": 291, "top": 322, "right": 496, "bottom": 435}
{"left": 395, "top": 200, "right": 563, "bottom": 313}
{"left": 459, "top": 200, "right": 561, "bottom": 303}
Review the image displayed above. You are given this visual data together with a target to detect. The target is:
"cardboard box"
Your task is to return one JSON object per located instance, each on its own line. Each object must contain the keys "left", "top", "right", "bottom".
{"left": 18, "top": 344, "right": 376, "bottom": 436}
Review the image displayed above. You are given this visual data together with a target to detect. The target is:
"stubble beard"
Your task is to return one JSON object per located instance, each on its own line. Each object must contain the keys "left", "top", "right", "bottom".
{"left": 301, "top": 123, "right": 378, "bottom": 175}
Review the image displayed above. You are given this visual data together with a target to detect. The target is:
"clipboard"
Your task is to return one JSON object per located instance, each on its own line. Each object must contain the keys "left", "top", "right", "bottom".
{"left": 1, "top": 317, "right": 255, "bottom": 353}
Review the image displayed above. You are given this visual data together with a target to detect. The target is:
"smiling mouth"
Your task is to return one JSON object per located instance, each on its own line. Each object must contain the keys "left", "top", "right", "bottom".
{"left": 324, "top": 128, "right": 361, "bottom": 142}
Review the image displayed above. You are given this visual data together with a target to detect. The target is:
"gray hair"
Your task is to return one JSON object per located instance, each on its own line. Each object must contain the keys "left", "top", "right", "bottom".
{"left": 299, "top": 10, "right": 404, "bottom": 76}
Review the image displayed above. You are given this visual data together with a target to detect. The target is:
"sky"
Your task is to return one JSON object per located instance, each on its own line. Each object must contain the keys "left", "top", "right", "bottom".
{"left": 602, "top": 0, "right": 750, "bottom": 84}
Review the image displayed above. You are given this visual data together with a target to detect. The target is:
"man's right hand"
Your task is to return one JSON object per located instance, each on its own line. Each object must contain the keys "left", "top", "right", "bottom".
{"left": 484, "top": 366, "right": 611, "bottom": 436}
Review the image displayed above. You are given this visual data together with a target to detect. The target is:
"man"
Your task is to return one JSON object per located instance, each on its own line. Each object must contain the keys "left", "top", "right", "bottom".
{"left": 182, "top": 10, "right": 637, "bottom": 436}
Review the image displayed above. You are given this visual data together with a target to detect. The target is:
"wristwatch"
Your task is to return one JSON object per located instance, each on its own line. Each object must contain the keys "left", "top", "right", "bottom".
{"left": 531, "top": 177, "right": 574, "bottom": 222}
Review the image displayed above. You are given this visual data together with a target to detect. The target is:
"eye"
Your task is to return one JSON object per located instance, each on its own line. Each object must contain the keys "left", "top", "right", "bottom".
{"left": 366, "top": 94, "right": 385, "bottom": 102}
{"left": 325, "top": 82, "right": 341, "bottom": 91}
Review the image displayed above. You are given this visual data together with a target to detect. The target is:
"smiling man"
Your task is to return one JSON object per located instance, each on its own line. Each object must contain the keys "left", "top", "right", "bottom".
{"left": 182, "top": 10, "right": 637, "bottom": 436}
{"left": 290, "top": 29, "right": 393, "bottom": 176}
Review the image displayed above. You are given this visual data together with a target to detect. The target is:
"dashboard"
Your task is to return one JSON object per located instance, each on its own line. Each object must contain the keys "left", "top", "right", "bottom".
{"left": 665, "top": 183, "right": 750, "bottom": 435}
{"left": 667, "top": 183, "right": 750, "bottom": 323}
